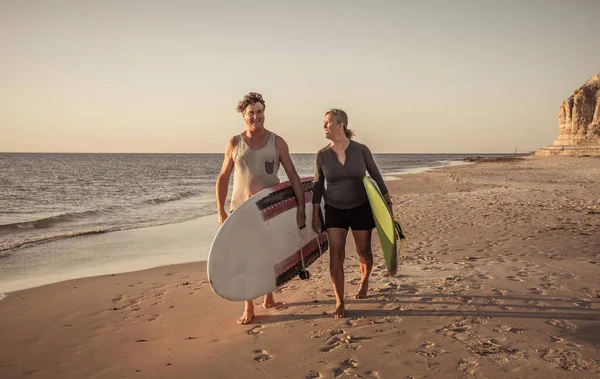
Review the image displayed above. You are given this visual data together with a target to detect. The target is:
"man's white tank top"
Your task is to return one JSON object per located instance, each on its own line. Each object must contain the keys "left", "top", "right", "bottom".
{"left": 230, "top": 131, "right": 280, "bottom": 211}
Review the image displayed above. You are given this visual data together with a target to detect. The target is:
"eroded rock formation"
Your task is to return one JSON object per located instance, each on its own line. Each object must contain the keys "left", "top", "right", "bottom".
{"left": 537, "top": 72, "right": 600, "bottom": 156}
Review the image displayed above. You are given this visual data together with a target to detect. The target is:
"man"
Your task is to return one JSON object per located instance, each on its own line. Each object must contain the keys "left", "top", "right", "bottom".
{"left": 215, "top": 92, "right": 306, "bottom": 325}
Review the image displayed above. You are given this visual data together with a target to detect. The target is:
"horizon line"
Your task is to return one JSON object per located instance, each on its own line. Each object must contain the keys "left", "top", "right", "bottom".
{"left": 0, "top": 151, "right": 534, "bottom": 155}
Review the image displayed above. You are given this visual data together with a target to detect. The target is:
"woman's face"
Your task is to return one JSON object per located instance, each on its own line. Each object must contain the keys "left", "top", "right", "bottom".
{"left": 323, "top": 113, "right": 343, "bottom": 140}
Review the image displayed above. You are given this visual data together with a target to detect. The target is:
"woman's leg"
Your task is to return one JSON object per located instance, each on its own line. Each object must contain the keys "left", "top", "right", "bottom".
{"left": 351, "top": 229, "right": 373, "bottom": 299}
{"left": 327, "top": 227, "right": 348, "bottom": 317}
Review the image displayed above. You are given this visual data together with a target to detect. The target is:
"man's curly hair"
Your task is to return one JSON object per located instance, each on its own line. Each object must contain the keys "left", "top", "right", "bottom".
{"left": 236, "top": 92, "right": 266, "bottom": 113}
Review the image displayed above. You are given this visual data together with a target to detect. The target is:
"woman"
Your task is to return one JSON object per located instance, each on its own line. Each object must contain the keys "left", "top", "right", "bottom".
{"left": 311, "top": 109, "right": 392, "bottom": 318}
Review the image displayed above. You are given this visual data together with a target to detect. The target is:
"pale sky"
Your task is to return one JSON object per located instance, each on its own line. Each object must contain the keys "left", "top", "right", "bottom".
{"left": 1, "top": 0, "right": 599, "bottom": 154}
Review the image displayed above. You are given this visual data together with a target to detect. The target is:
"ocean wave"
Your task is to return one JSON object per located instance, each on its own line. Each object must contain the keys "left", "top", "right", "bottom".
{"left": 141, "top": 191, "right": 199, "bottom": 205}
{"left": 0, "top": 191, "right": 203, "bottom": 231}
{"left": 0, "top": 205, "right": 218, "bottom": 253}
{"left": 0, "top": 209, "right": 112, "bottom": 231}
{"left": 0, "top": 229, "right": 112, "bottom": 250}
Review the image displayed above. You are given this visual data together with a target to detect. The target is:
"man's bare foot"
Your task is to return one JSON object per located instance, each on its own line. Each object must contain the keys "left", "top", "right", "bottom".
{"left": 263, "top": 293, "right": 282, "bottom": 309}
{"left": 263, "top": 300, "right": 283, "bottom": 309}
{"left": 237, "top": 309, "right": 254, "bottom": 324}
{"left": 355, "top": 283, "right": 369, "bottom": 299}
{"left": 333, "top": 302, "right": 345, "bottom": 318}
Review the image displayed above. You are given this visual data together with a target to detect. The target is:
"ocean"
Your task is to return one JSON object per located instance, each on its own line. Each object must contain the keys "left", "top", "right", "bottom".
{"left": 0, "top": 152, "right": 511, "bottom": 293}
{"left": 0, "top": 152, "right": 508, "bottom": 253}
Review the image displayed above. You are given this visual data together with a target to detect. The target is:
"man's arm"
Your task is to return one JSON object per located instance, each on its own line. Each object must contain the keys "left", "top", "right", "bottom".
{"left": 312, "top": 152, "right": 325, "bottom": 234}
{"left": 215, "top": 136, "right": 237, "bottom": 224}
{"left": 276, "top": 136, "right": 306, "bottom": 227}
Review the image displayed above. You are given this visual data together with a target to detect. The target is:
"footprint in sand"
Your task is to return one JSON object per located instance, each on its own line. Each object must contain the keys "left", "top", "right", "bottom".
{"left": 333, "top": 358, "right": 359, "bottom": 378}
{"left": 515, "top": 271, "right": 531, "bottom": 278}
{"left": 486, "top": 299, "right": 503, "bottom": 306}
{"left": 343, "top": 335, "right": 371, "bottom": 350}
{"left": 457, "top": 358, "right": 478, "bottom": 375}
{"left": 320, "top": 330, "right": 344, "bottom": 352}
{"left": 574, "top": 301, "right": 593, "bottom": 309}
{"left": 148, "top": 314, "right": 161, "bottom": 322}
{"left": 546, "top": 319, "right": 576, "bottom": 332}
{"left": 541, "top": 349, "right": 590, "bottom": 371}
{"left": 509, "top": 327, "right": 527, "bottom": 334}
{"left": 529, "top": 287, "right": 546, "bottom": 295}
{"left": 526, "top": 300, "right": 547, "bottom": 308}
{"left": 247, "top": 325, "right": 264, "bottom": 337}
{"left": 276, "top": 285, "right": 299, "bottom": 293}
{"left": 539, "top": 282, "right": 557, "bottom": 290}
{"left": 418, "top": 341, "right": 445, "bottom": 357}
{"left": 253, "top": 350, "right": 272, "bottom": 362}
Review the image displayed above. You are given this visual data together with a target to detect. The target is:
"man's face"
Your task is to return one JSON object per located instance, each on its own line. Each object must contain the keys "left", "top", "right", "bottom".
{"left": 243, "top": 102, "right": 265, "bottom": 130}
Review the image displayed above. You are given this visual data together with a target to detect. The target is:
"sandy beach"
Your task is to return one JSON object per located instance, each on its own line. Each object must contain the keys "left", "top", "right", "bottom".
{"left": 1, "top": 155, "right": 600, "bottom": 379}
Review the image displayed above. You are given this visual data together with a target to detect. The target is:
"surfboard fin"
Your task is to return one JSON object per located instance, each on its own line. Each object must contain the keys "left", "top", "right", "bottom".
{"left": 393, "top": 219, "right": 406, "bottom": 240}
{"left": 393, "top": 219, "right": 408, "bottom": 251}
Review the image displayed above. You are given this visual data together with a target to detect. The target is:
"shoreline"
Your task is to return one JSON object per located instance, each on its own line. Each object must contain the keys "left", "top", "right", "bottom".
{"left": 0, "top": 214, "right": 220, "bottom": 295}
{"left": 0, "top": 157, "right": 488, "bottom": 296}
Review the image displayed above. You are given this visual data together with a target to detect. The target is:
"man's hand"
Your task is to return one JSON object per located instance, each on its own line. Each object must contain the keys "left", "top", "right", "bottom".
{"left": 218, "top": 210, "right": 228, "bottom": 225}
{"left": 296, "top": 207, "right": 306, "bottom": 229}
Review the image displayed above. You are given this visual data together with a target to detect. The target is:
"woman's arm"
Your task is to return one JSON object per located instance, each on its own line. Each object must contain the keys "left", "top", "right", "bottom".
{"left": 362, "top": 144, "right": 393, "bottom": 214}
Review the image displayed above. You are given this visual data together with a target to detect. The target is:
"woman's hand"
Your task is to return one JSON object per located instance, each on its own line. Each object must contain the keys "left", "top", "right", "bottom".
{"left": 386, "top": 201, "right": 394, "bottom": 218}
{"left": 312, "top": 211, "right": 322, "bottom": 234}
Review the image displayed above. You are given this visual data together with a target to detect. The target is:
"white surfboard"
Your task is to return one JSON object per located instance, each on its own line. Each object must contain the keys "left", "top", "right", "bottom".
{"left": 207, "top": 177, "right": 329, "bottom": 301}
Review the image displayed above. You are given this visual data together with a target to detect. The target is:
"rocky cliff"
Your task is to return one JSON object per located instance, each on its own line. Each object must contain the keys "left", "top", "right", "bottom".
{"left": 536, "top": 72, "right": 600, "bottom": 156}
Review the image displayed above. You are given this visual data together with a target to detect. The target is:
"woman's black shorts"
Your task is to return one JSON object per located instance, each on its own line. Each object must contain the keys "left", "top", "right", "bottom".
{"left": 324, "top": 201, "right": 376, "bottom": 231}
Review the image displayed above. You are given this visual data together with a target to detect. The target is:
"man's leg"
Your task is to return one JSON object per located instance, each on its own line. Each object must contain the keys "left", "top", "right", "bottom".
{"left": 263, "top": 292, "right": 281, "bottom": 308}
{"left": 237, "top": 300, "right": 254, "bottom": 324}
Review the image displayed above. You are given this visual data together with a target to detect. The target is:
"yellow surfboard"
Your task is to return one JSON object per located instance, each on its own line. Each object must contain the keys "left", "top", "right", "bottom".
{"left": 363, "top": 177, "right": 406, "bottom": 276}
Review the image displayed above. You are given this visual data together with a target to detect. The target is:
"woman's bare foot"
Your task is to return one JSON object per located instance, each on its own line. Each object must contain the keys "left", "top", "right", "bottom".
{"left": 263, "top": 293, "right": 282, "bottom": 308}
{"left": 333, "top": 302, "right": 345, "bottom": 318}
{"left": 355, "top": 282, "right": 369, "bottom": 299}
